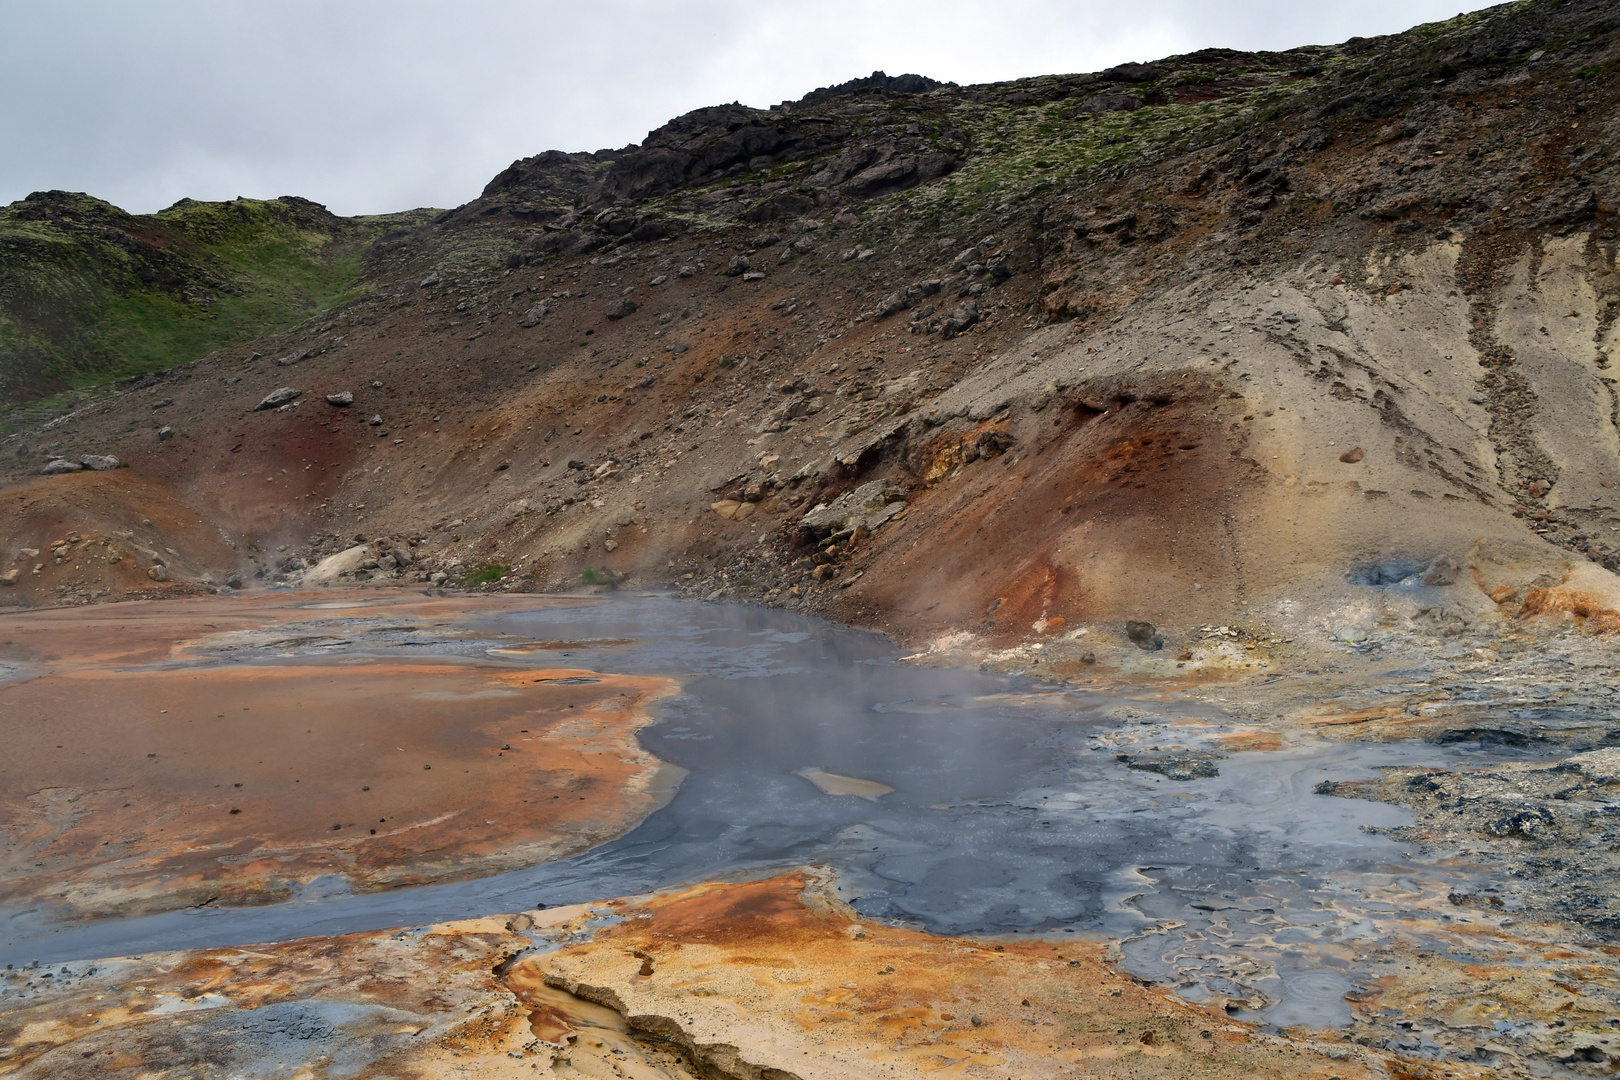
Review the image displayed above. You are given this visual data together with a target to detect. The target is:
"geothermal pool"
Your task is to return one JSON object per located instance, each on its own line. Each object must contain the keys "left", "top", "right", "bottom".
{"left": 0, "top": 593, "right": 1527, "bottom": 1028}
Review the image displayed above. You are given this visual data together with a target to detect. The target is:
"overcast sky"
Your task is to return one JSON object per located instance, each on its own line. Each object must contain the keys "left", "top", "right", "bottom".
{"left": 1, "top": 0, "right": 1496, "bottom": 217}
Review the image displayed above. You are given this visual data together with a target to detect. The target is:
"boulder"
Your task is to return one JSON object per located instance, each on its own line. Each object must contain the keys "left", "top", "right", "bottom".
{"left": 942, "top": 301, "right": 980, "bottom": 338}
{"left": 520, "top": 302, "right": 550, "bottom": 327}
{"left": 631, "top": 220, "right": 669, "bottom": 242}
{"left": 299, "top": 544, "right": 376, "bottom": 587}
{"left": 80, "top": 455, "right": 120, "bottom": 471}
{"left": 1125, "top": 621, "right": 1164, "bottom": 650}
{"left": 325, "top": 391, "right": 354, "bottom": 407}
{"left": 157, "top": 425, "right": 174, "bottom": 441}
{"left": 253, "top": 387, "right": 302, "bottom": 411}
{"left": 725, "top": 255, "right": 751, "bottom": 276}
{"left": 41, "top": 459, "right": 83, "bottom": 474}
{"left": 800, "top": 481, "right": 908, "bottom": 539}
{"left": 605, "top": 298, "right": 638, "bottom": 320}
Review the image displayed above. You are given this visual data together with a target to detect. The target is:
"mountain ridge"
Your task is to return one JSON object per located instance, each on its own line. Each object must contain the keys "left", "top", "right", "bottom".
{"left": 0, "top": 0, "right": 1616, "bottom": 661}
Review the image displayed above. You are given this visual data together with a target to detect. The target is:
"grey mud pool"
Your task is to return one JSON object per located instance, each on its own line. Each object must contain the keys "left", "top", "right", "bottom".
{"left": 0, "top": 593, "right": 1540, "bottom": 1030}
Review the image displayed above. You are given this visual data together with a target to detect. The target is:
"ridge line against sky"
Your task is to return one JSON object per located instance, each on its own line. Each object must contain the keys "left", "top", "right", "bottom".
{"left": 2, "top": 0, "right": 1499, "bottom": 217}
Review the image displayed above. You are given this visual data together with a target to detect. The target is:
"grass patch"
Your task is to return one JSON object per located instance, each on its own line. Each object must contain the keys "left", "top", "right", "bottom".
{"left": 0, "top": 194, "right": 431, "bottom": 405}
{"left": 461, "top": 563, "right": 510, "bottom": 586}
{"left": 580, "top": 565, "right": 617, "bottom": 585}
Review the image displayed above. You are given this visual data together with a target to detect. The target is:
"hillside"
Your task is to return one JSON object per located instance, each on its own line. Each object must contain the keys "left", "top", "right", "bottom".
{"left": 0, "top": 193, "right": 430, "bottom": 407}
{"left": 0, "top": 0, "right": 1617, "bottom": 666}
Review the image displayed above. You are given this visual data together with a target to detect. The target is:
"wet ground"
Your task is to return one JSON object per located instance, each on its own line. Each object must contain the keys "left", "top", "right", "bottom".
{"left": 0, "top": 591, "right": 1556, "bottom": 1040}
{"left": 0, "top": 593, "right": 681, "bottom": 921}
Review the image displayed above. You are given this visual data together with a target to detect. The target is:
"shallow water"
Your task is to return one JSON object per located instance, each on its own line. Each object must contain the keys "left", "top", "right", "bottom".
{"left": 0, "top": 595, "right": 1524, "bottom": 1026}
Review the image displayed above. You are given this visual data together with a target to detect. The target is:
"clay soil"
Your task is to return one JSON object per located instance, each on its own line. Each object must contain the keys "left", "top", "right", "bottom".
{"left": 0, "top": 591, "right": 680, "bottom": 919}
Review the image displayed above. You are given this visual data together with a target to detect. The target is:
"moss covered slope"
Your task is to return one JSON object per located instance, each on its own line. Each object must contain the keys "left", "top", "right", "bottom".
{"left": 0, "top": 192, "right": 430, "bottom": 405}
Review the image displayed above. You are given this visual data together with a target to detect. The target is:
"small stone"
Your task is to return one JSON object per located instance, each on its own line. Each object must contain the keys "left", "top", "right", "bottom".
{"left": 275, "top": 348, "right": 310, "bottom": 367}
{"left": 677, "top": 265, "right": 696, "bottom": 278}
{"left": 325, "top": 391, "right": 354, "bottom": 407}
{"left": 253, "top": 387, "right": 302, "bottom": 411}
{"left": 80, "top": 455, "right": 120, "bottom": 471}
{"left": 0, "top": 569, "right": 19, "bottom": 585}
{"left": 605, "top": 298, "right": 638, "bottom": 320}
{"left": 725, "top": 255, "right": 751, "bottom": 276}
{"left": 157, "top": 426, "right": 174, "bottom": 440}
{"left": 369, "top": 414, "right": 384, "bottom": 427}
{"left": 40, "top": 458, "right": 82, "bottom": 474}
{"left": 603, "top": 539, "right": 618, "bottom": 552}
{"left": 495, "top": 460, "right": 511, "bottom": 471}
{"left": 1339, "top": 446, "right": 1364, "bottom": 463}
{"left": 970, "top": 1015, "right": 984, "bottom": 1026}
{"left": 520, "top": 302, "right": 550, "bottom": 327}
{"left": 147, "top": 565, "right": 169, "bottom": 581}
{"left": 420, "top": 272, "right": 440, "bottom": 288}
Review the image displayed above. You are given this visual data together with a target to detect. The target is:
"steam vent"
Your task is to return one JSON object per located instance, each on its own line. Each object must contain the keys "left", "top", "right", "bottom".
{"left": 5, "top": 1, "right": 1620, "bottom": 1075}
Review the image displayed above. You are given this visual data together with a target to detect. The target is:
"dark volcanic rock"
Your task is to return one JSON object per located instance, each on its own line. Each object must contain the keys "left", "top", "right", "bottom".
{"left": 1126, "top": 621, "right": 1164, "bottom": 650}
{"left": 792, "top": 71, "right": 950, "bottom": 108}
{"left": 1117, "top": 752, "right": 1222, "bottom": 780}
